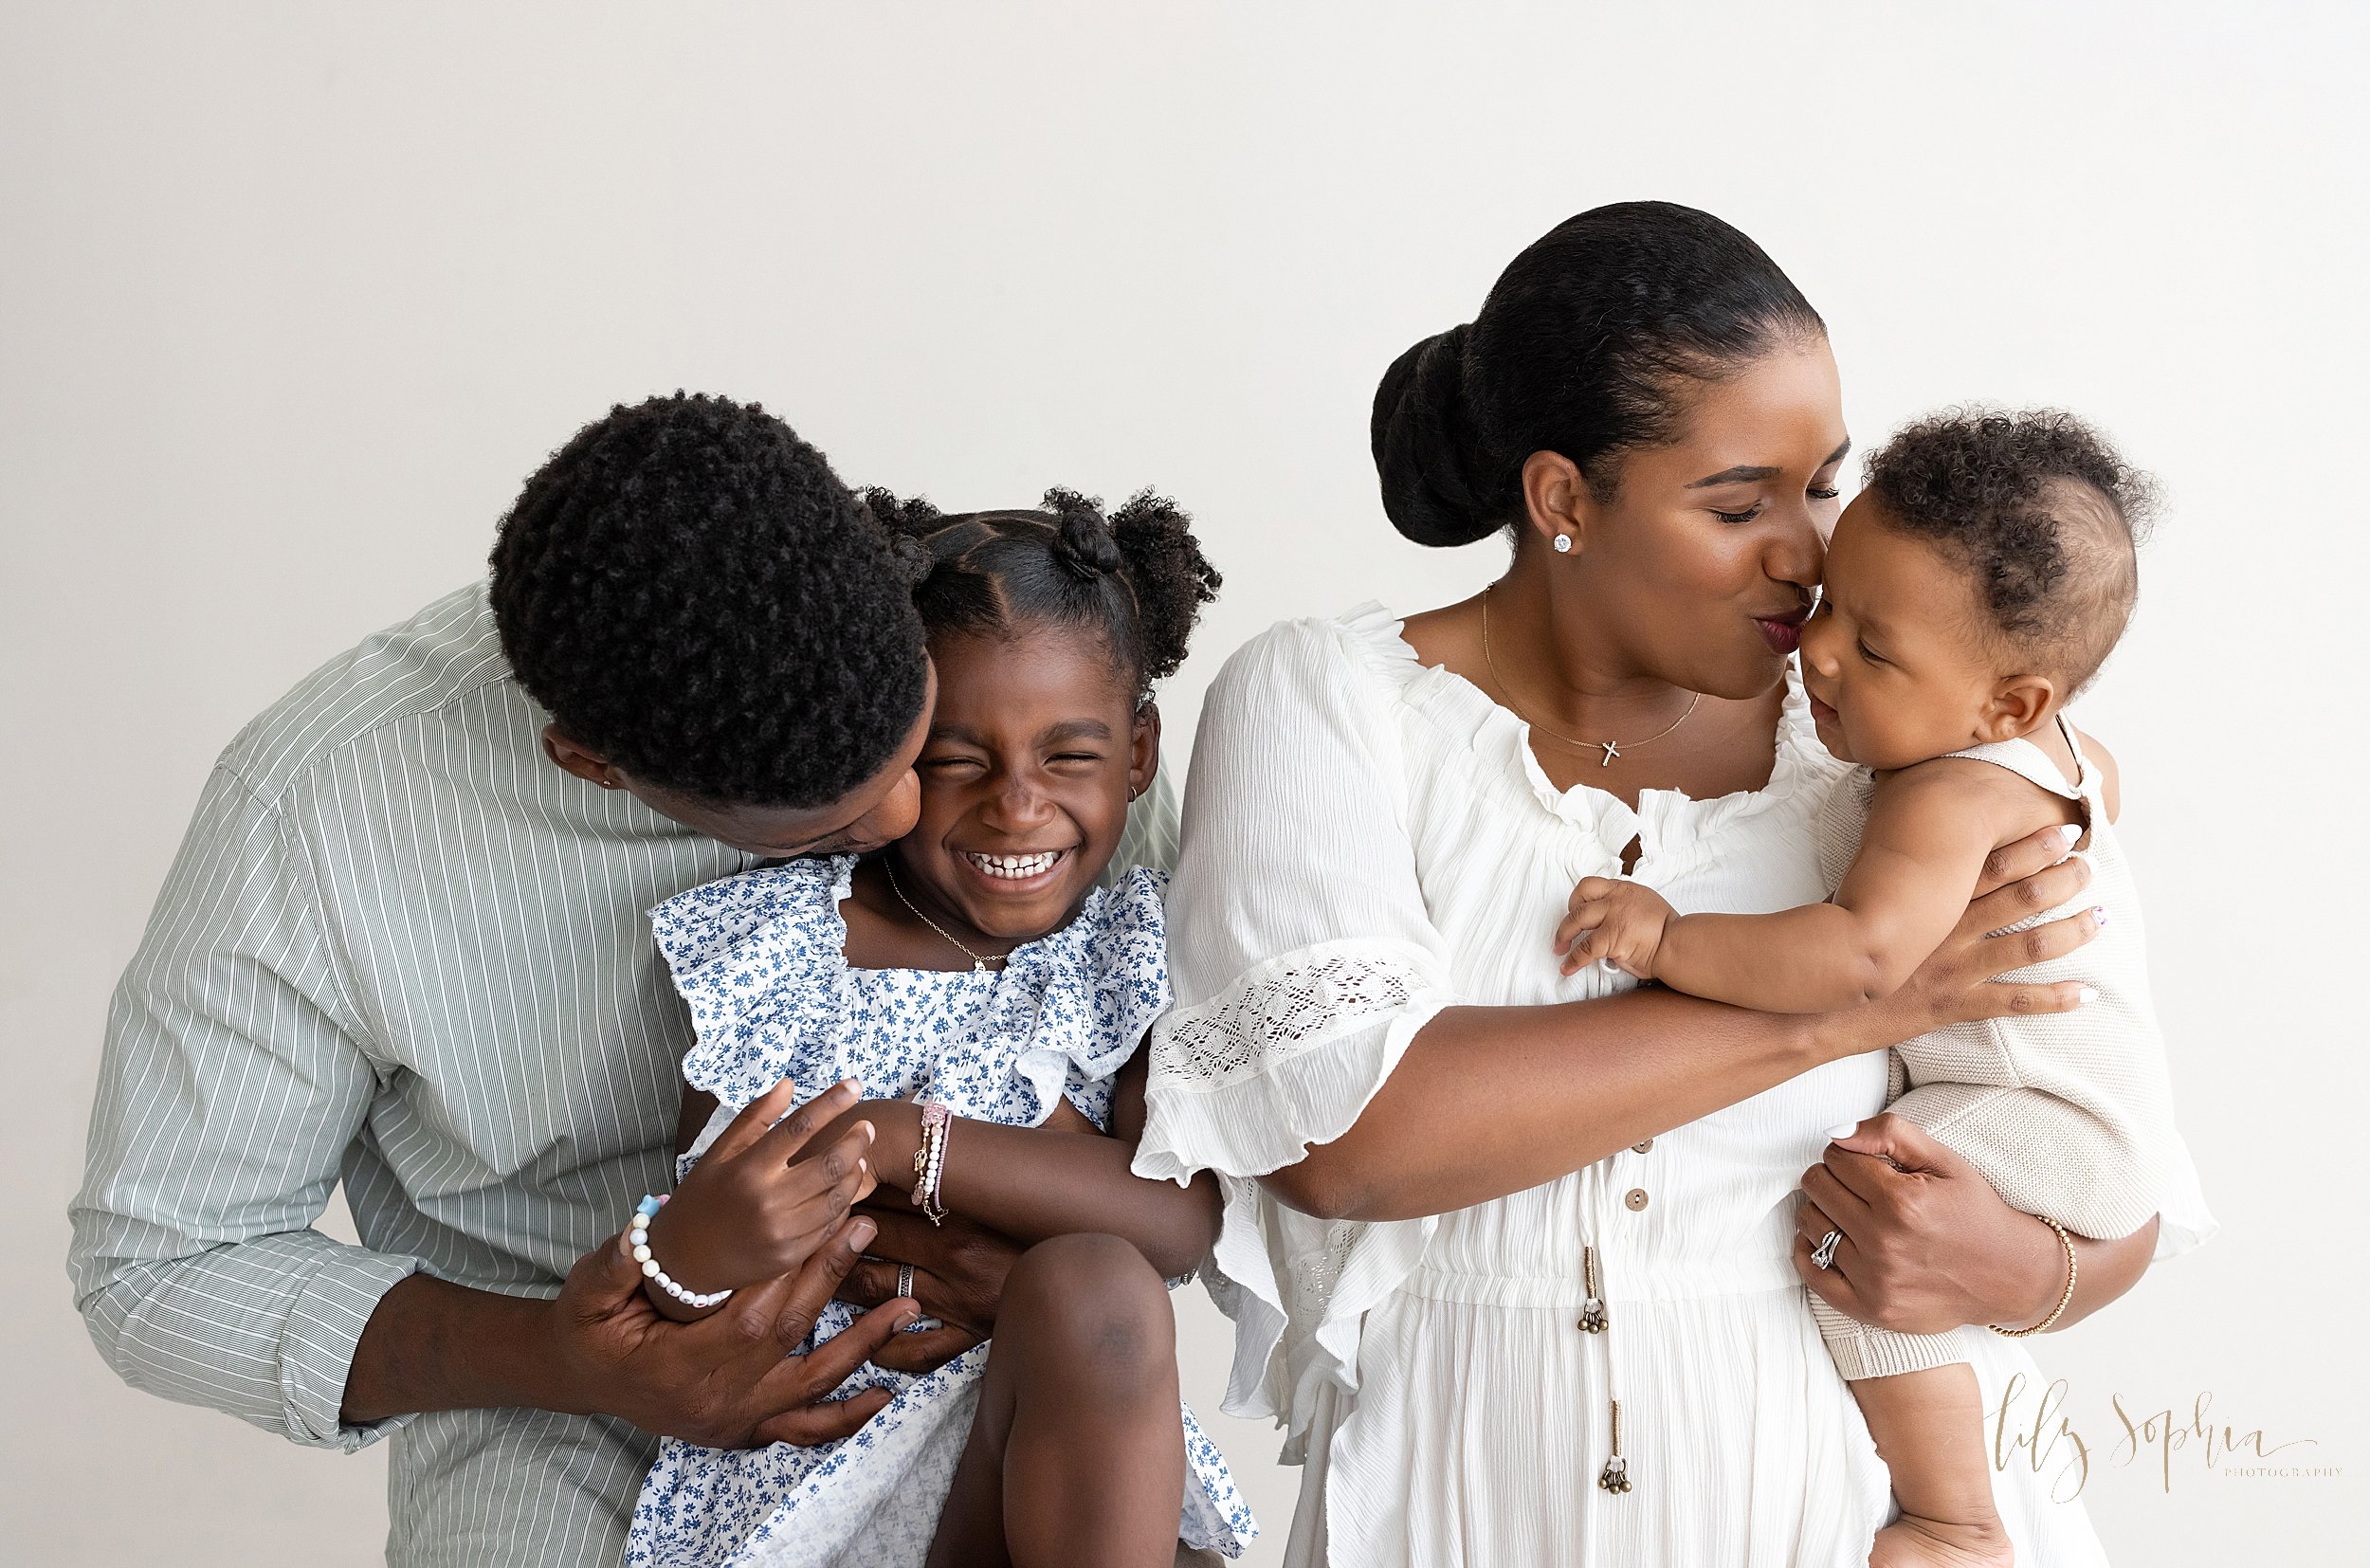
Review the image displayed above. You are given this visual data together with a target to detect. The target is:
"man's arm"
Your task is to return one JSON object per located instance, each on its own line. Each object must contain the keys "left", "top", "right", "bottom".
{"left": 70, "top": 766, "right": 420, "bottom": 1449}
{"left": 73, "top": 766, "right": 913, "bottom": 1450}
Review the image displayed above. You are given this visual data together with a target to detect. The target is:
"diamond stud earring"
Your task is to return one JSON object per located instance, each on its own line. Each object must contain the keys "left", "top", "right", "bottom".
{"left": 1552, "top": 534, "right": 1573, "bottom": 554}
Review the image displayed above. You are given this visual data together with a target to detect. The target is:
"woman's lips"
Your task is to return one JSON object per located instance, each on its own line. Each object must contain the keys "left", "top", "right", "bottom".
{"left": 1756, "top": 614, "right": 1806, "bottom": 655}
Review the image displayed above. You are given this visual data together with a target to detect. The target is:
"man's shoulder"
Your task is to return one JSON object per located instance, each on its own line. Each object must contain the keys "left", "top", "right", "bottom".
{"left": 220, "top": 582, "right": 526, "bottom": 804}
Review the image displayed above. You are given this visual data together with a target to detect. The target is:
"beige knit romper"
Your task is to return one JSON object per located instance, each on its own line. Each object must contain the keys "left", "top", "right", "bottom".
{"left": 1810, "top": 715, "right": 2178, "bottom": 1378}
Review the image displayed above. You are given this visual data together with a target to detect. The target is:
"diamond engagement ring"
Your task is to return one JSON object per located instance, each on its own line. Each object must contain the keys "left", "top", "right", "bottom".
{"left": 1811, "top": 1230, "right": 1843, "bottom": 1270}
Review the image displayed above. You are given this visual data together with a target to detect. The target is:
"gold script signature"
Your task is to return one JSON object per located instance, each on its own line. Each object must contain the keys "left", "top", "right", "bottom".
{"left": 1990, "top": 1374, "right": 2320, "bottom": 1500}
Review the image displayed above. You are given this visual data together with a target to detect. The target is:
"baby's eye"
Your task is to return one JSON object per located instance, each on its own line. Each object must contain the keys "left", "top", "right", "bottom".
{"left": 1856, "top": 640, "right": 1887, "bottom": 665}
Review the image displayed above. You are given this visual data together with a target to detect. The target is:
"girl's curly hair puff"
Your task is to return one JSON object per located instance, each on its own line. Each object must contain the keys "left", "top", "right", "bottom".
{"left": 855, "top": 484, "right": 1220, "bottom": 702}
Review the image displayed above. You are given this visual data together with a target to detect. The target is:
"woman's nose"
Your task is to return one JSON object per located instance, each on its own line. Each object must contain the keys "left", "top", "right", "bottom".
{"left": 1767, "top": 512, "right": 1826, "bottom": 594}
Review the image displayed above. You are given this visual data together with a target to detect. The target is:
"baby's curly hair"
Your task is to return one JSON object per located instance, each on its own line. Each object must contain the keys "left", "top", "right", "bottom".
{"left": 858, "top": 485, "right": 1220, "bottom": 704}
{"left": 488, "top": 392, "right": 929, "bottom": 808}
{"left": 1863, "top": 409, "right": 2156, "bottom": 695}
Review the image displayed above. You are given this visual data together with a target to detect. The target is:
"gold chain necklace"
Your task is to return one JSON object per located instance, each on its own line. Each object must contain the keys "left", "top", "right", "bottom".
{"left": 1479, "top": 586, "right": 1702, "bottom": 768}
{"left": 883, "top": 860, "right": 1007, "bottom": 973}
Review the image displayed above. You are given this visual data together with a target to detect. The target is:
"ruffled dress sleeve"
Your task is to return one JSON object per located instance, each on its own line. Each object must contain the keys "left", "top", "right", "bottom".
{"left": 647, "top": 856, "right": 854, "bottom": 1113}
{"left": 1132, "top": 607, "right": 1458, "bottom": 1460}
{"left": 926, "top": 867, "right": 1175, "bottom": 1131}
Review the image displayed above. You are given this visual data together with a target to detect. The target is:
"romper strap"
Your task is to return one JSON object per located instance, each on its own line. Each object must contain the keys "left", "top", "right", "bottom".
{"left": 1941, "top": 713, "right": 2091, "bottom": 803}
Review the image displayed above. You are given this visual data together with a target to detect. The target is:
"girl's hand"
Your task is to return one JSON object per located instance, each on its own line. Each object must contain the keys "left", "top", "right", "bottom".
{"left": 1814, "top": 825, "right": 2098, "bottom": 1061}
{"left": 643, "top": 1078, "right": 881, "bottom": 1317}
{"left": 1556, "top": 878, "right": 1675, "bottom": 978}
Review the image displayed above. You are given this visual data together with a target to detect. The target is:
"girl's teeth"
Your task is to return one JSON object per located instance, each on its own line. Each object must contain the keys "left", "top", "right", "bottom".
{"left": 965, "top": 851, "right": 1060, "bottom": 880}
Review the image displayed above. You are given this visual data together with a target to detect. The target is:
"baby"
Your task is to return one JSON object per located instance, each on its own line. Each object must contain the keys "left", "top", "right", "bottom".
{"left": 1559, "top": 410, "right": 2177, "bottom": 1567}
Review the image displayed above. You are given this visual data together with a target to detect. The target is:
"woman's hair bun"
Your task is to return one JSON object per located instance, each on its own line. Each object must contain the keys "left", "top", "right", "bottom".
{"left": 1047, "top": 489, "right": 1126, "bottom": 581}
{"left": 1371, "top": 322, "right": 1499, "bottom": 548}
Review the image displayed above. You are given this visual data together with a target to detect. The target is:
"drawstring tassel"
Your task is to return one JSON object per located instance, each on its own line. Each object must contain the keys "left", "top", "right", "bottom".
{"left": 1597, "top": 1398, "right": 1632, "bottom": 1494}
{"left": 1577, "top": 1244, "right": 1608, "bottom": 1334}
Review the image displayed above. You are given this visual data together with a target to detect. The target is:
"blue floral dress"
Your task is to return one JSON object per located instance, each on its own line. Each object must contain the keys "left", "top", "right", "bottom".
{"left": 624, "top": 856, "right": 1257, "bottom": 1568}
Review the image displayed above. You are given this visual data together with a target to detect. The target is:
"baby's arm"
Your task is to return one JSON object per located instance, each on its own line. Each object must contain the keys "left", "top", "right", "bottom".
{"left": 1558, "top": 762, "right": 2030, "bottom": 1012}
{"left": 816, "top": 1050, "right": 1222, "bottom": 1281}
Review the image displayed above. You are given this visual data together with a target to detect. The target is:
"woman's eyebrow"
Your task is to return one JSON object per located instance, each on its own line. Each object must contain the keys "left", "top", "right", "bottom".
{"left": 1686, "top": 438, "right": 1851, "bottom": 490}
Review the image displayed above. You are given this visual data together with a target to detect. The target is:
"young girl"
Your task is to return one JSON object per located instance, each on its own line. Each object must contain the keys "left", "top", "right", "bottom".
{"left": 1559, "top": 410, "right": 2182, "bottom": 1567}
{"left": 619, "top": 489, "right": 1255, "bottom": 1567}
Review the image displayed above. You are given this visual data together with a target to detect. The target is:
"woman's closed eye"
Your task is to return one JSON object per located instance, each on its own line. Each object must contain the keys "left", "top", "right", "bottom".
{"left": 1807, "top": 484, "right": 1841, "bottom": 501}
{"left": 1710, "top": 502, "right": 1765, "bottom": 525}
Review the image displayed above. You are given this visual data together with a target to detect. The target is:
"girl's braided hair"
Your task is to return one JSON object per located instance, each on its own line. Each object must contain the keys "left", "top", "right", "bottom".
{"left": 857, "top": 486, "right": 1219, "bottom": 704}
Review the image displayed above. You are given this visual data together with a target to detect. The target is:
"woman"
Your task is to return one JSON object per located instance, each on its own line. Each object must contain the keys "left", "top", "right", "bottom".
{"left": 1132, "top": 204, "right": 2211, "bottom": 1565}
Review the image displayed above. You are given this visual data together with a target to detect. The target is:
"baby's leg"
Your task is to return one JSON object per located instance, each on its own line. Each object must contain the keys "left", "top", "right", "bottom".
{"left": 1856, "top": 1364, "right": 2013, "bottom": 1568}
{"left": 925, "top": 1232, "right": 1186, "bottom": 1568}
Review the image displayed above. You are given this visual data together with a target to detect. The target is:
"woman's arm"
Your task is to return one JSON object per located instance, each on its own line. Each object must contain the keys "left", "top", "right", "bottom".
{"left": 1267, "top": 829, "right": 2101, "bottom": 1223}
{"left": 811, "top": 1053, "right": 1222, "bottom": 1281}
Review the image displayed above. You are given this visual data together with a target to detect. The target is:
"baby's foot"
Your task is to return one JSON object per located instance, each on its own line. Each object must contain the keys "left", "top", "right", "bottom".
{"left": 1869, "top": 1514, "right": 2014, "bottom": 1568}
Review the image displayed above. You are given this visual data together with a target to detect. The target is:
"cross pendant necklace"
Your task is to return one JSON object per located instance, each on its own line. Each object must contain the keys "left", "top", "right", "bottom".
{"left": 1480, "top": 587, "right": 1703, "bottom": 767}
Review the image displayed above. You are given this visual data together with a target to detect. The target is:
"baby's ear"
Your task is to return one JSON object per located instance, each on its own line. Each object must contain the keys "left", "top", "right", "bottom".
{"left": 1977, "top": 673, "right": 2057, "bottom": 743}
{"left": 1127, "top": 702, "right": 1162, "bottom": 800}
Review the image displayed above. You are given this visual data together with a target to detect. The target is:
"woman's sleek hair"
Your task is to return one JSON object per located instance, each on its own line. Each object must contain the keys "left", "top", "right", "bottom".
{"left": 1372, "top": 201, "right": 1827, "bottom": 546}
{"left": 859, "top": 486, "right": 1220, "bottom": 706}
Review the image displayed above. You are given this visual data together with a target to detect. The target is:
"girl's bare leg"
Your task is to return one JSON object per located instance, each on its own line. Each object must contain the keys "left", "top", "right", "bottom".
{"left": 926, "top": 1232, "right": 1187, "bottom": 1568}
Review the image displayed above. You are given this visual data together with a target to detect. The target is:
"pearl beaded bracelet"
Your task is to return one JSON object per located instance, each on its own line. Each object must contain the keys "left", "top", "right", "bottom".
{"left": 629, "top": 1194, "right": 735, "bottom": 1309}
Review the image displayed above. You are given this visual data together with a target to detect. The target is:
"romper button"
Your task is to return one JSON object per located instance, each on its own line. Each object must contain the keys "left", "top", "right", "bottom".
{"left": 1632, "top": 1138, "right": 1654, "bottom": 1154}
{"left": 1624, "top": 1188, "right": 1650, "bottom": 1212}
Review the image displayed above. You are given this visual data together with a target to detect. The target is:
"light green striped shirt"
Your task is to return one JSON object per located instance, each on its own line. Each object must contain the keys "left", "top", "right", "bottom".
{"left": 68, "top": 582, "right": 1179, "bottom": 1566}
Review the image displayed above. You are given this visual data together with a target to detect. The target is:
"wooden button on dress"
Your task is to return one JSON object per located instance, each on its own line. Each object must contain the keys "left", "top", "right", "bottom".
{"left": 1632, "top": 1138, "right": 1653, "bottom": 1154}
{"left": 1624, "top": 1188, "right": 1650, "bottom": 1212}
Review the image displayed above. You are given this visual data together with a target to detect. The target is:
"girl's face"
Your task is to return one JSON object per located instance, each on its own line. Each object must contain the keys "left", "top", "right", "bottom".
{"left": 1547, "top": 340, "right": 1849, "bottom": 700}
{"left": 889, "top": 624, "right": 1158, "bottom": 946}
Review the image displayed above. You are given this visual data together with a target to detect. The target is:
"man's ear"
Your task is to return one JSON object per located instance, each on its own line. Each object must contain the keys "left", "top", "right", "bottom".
{"left": 1127, "top": 702, "right": 1162, "bottom": 801}
{"left": 1519, "top": 449, "right": 1596, "bottom": 556}
{"left": 1975, "top": 675, "right": 2057, "bottom": 743}
{"left": 542, "top": 723, "right": 625, "bottom": 789}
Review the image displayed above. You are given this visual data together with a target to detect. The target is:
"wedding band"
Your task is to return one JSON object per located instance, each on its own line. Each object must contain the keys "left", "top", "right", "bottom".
{"left": 1811, "top": 1230, "right": 1842, "bottom": 1270}
{"left": 896, "top": 1263, "right": 916, "bottom": 1301}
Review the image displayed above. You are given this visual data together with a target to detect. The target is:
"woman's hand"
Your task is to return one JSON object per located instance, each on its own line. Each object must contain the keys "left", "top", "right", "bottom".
{"left": 1813, "top": 825, "right": 2099, "bottom": 1063}
{"left": 643, "top": 1078, "right": 881, "bottom": 1317}
{"left": 837, "top": 1203, "right": 1026, "bottom": 1373}
{"left": 1793, "top": 1113, "right": 2160, "bottom": 1336}
{"left": 1791, "top": 1114, "right": 2064, "bottom": 1334}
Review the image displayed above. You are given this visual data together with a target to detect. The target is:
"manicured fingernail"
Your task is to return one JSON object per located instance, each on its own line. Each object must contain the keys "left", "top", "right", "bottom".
{"left": 2075, "top": 985, "right": 2099, "bottom": 1005}
{"left": 2090, "top": 905, "right": 2108, "bottom": 925}
{"left": 848, "top": 1217, "right": 876, "bottom": 1248}
{"left": 856, "top": 1157, "right": 869, "bottom": 1177}
{"left": 2058, "top": 824, "right": 2083, "bottom": 844}
{"left": 895, "top": 1306, "right": 920, "bottom": 1327}
{"left": 856, "top": 1119, "right": 876, "bottom": 1142}
{"left": 839, "top": 1077, "right": 862, "bottom": 1094}
{"left": 1825, "top": 1123, "right": 1859, "bottom": 1140}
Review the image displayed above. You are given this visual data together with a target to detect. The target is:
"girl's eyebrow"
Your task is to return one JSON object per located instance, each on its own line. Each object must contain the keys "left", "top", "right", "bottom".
{"left": 926, "top": 718, "right": 1114, "bottom": 746}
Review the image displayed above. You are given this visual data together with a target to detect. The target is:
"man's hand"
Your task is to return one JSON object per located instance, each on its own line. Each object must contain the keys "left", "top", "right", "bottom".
{"left": 545, "top": 1210, "right": 921, "bottom": 1448}
{"left": 1556, "top": 876, "right": 1676, "bottom": 978}
{"left": 836, "top": 1203, "right": 1025, "bottom": 1375}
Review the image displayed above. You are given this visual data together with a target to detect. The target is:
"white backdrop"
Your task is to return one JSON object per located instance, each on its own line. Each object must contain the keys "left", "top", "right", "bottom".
{"left": 4, "top": 4, "right": 2362, "bottom": 1563}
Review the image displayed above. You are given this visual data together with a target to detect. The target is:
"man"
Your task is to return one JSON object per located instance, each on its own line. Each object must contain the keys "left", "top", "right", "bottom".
{"left": 69, "top": 393, "right": 1175, "bottom": 1563}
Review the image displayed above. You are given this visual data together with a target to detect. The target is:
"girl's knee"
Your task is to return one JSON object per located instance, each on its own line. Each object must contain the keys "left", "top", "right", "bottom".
{"left": 1000, "top": 1233, "right": 1176, "bottom": 1380}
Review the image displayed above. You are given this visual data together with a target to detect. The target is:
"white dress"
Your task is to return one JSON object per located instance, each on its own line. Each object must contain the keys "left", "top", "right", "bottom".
{"left": 1132, "top": 606, "right": 2213, "bottom": 1568}
{"left": 625, "top": 857, "right": 1256, "bottom": 1568}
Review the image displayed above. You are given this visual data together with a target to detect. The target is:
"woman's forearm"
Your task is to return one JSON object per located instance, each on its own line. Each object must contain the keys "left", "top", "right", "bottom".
{"left": 1267, "top": 987, "right": 1854, "bottom": 1223}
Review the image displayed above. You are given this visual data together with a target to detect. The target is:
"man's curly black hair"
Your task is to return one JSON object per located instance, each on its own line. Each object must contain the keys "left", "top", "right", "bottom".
{"left": 488, "top": 392, "right": 929, "bottom": 808}
{"left": 858, "top": 485, "right": 1219, "bottom": 704}
{"left": 1863, "top": 409, "right": 2156, "bottom": 696}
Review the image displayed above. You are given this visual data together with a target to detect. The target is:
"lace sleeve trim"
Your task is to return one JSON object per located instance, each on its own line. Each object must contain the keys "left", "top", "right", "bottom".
{"left": 1153, "top": 938, "right": 1451, "bottom": 1092}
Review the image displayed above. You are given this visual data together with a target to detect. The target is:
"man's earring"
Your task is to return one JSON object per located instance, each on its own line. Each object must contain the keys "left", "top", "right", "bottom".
{"left": 1552, "top": 534, "right": 1573, "bottom": 555}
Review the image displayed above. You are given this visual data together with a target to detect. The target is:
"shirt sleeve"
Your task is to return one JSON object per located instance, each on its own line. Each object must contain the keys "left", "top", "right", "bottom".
{"left": 68, "top": 764, "right": 422, "bottom": 1451}
{"left": 1131, "top": 611, "right": 1458, "bottom": 1447}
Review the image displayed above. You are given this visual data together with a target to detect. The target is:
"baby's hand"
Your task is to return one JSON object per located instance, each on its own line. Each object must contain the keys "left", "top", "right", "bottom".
{"left": 1556, "top": 877, "right": 1677, "bottom": 979}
